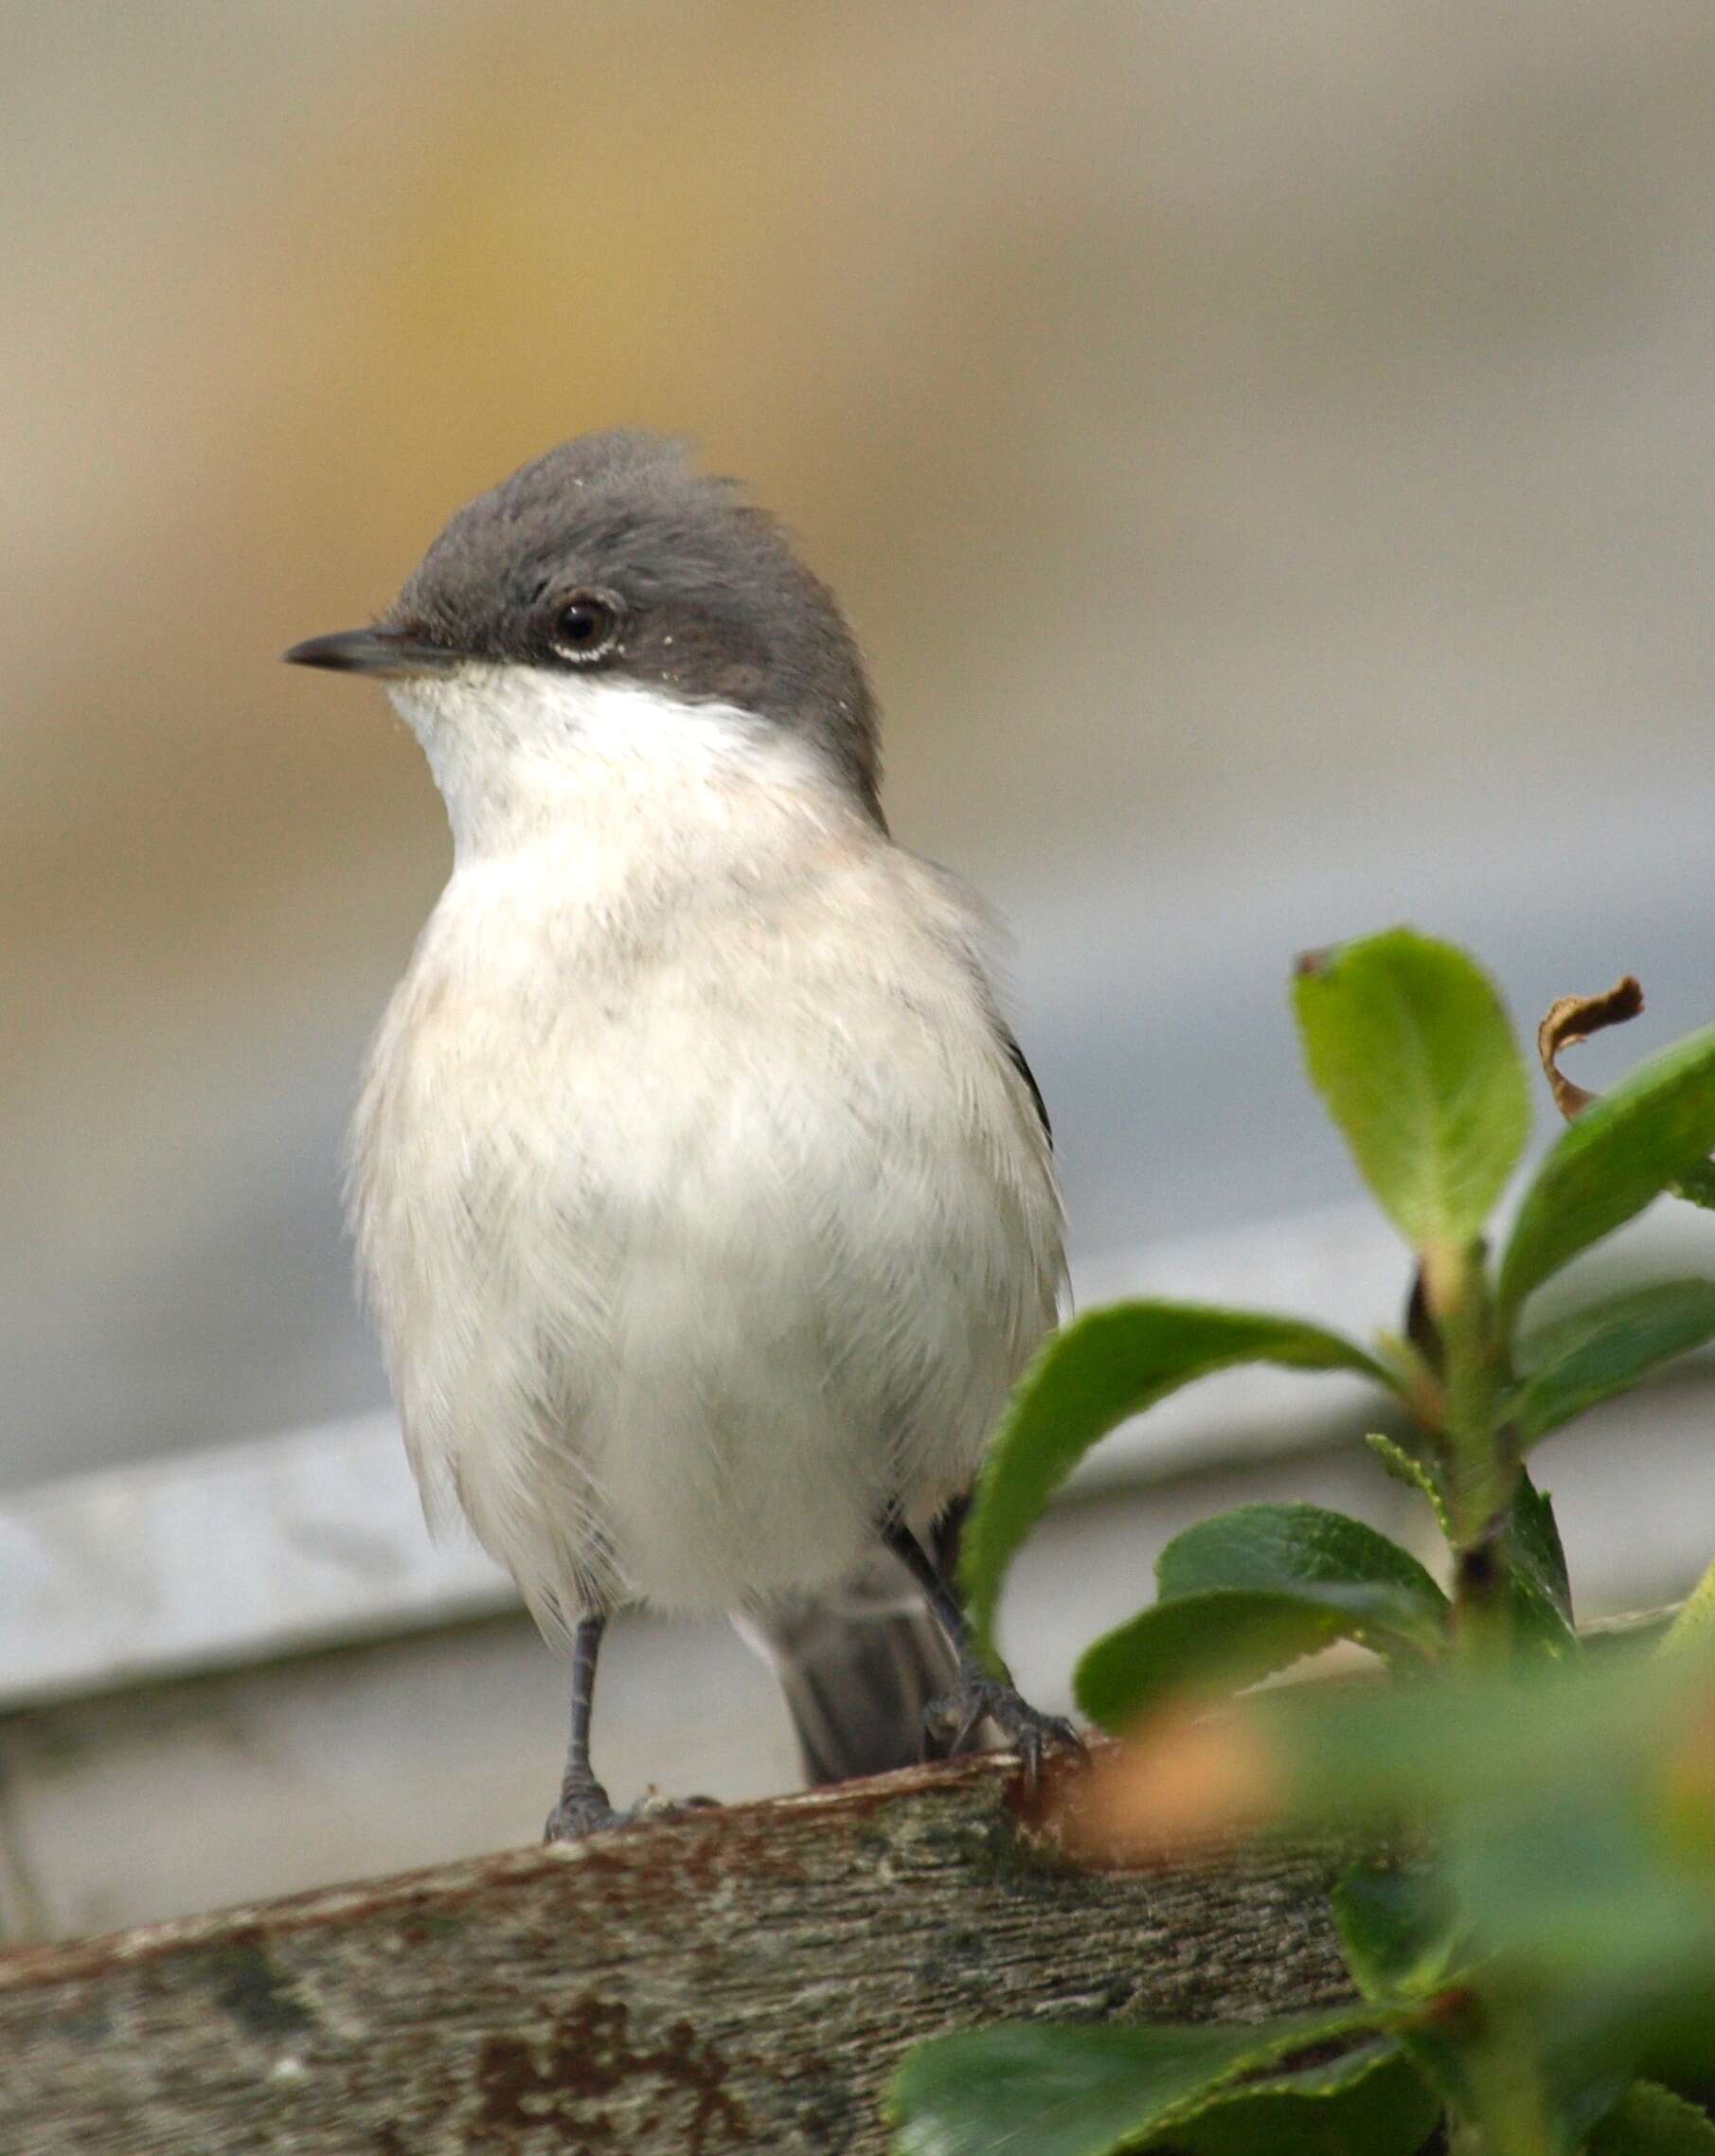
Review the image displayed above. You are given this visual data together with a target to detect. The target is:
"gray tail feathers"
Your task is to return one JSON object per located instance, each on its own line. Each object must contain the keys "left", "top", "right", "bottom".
{"left": 736, "top": 1547, "right": 963, "bottom": 1786}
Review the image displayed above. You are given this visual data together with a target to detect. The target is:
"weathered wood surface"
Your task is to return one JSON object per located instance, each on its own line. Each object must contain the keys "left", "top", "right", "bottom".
{"left": 1, "top": 1750, "right": 1352, "bottom": 2155}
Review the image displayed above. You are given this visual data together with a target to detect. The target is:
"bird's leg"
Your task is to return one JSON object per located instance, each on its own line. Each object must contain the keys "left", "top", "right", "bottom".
{"left": 544, "top": 1613, "right": 626, "bottom": 1841}
{"left": 882, "top": 1516, "right": 1081, "bottom": 1787}
{"left": 543, "top": 1612, "right": 720, "bottom": 1840}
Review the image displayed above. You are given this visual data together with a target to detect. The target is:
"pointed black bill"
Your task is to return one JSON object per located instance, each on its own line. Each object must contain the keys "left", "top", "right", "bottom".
{"left": 282, "top": 628, "right": 459, "bottom": 678}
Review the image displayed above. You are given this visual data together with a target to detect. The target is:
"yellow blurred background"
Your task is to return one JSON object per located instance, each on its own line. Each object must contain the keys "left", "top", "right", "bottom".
{"left": 9, "top": 2, "right": 1715, "bottom": 1489}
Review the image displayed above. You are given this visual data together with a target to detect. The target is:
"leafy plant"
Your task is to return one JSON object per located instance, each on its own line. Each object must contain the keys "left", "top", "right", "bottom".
{"left": 891, "top": 930, "right": 1715, "bottom": 2156}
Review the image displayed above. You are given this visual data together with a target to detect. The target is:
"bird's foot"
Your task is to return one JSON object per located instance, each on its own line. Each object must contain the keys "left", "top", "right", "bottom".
{"left": 544, "top": 1780, "right": 720, "bottom": 1844}
{"left": 545, "top": 1776, "right": 627, "bottom": 1842}
{"left": 924, "top": 1675, "right": 1082, "bottom": 1788}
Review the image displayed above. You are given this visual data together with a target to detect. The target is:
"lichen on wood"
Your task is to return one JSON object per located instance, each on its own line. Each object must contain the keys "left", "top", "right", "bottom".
{"left": 1, "top": 1749, "right": 1352, "bottom": 2154}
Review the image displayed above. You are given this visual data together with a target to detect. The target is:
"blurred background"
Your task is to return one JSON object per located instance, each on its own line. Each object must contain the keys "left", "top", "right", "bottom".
{"left": 4, "top": 2, "right": 1715, "bottom": 1938}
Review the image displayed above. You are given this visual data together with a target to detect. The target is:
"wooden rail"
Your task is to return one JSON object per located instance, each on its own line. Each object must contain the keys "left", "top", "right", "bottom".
{"left": 2, "top": 1749, "right": 1350, "bottom": 2154}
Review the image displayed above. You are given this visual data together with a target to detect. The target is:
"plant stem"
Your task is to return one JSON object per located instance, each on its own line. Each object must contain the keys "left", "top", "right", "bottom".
{"left": 1452, "top": 1524, "right": 1514, "bottom": 1666}
{"left": 1422, "top": 1238, "right": 1516, "bottom": 1664}
{"left": 1463, "top": 2032, "right": 1562, "bottom": 2156}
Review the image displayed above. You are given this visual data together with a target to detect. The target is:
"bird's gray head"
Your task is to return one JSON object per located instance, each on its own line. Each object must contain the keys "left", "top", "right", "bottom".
{"left": 286, "top": 430, "right": 882, "bottom": 823}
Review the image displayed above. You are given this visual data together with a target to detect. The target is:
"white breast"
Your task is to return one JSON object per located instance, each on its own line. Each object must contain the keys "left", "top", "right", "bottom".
{"left": 348, "top": 670, "right": 1063, "bottom": 1631}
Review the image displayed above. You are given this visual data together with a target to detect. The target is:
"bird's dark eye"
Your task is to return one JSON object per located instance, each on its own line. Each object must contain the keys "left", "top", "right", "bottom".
{"left": 550, "top": 590, "right": 621, "bottom": 664}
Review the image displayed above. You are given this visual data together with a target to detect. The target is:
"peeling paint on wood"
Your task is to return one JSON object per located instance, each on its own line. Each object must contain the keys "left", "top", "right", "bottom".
{"left": 1, "top": 1750, "right": 1352, "bottom": 2154}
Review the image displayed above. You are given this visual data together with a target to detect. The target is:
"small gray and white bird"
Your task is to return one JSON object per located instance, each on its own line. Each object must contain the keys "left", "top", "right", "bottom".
{"left": 287, "top": 431, "right": 1074, "bottom": 1838}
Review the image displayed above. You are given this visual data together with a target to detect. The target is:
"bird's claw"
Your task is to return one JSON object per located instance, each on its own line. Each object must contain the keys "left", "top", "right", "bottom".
{"left": 545, "top": 1787, "right": 626, "bottom": 1842}
{"left": 545, "top": 1783, "right": 720, "bottom": 1844}
{"left": 924, "top": 1677, "right": 1082, "bottom": 1789}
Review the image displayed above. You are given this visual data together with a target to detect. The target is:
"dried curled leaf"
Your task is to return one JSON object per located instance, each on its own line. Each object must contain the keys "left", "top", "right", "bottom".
{"left": 1538, "top": 977, "right": 1644, "bottom": 1120}
{"left": 1537, "top": 976, "right": 1715, "bottom": 1214}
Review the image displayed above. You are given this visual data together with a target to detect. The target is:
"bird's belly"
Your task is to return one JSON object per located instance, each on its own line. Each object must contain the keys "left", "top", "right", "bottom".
{"left": 356, "top": 968, "right": 1052, "bottom": 1623}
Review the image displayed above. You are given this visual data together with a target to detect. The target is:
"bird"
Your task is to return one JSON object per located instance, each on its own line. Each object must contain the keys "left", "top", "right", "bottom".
{"left": 285, "top": 429, "right": 1075, "bottom": 1839}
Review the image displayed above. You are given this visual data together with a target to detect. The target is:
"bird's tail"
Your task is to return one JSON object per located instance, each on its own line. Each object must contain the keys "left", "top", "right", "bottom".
{"left": 736, "top": 1548, "right": 962, "bottom": 1785}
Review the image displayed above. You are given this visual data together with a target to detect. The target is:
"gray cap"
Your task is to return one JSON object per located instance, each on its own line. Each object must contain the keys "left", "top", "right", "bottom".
{"left": 288, "top": 430, "right": 883, "bottom": 819}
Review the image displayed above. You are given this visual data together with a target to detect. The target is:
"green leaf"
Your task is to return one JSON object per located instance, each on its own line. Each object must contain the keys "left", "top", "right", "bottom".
{"left": 1588, "top": 2082, "right": 1715, "bottom": 2152}
{"left": 888, "top": 2006, "right": 1392, "bottom": 2156}
{"left": 1332, "top": 1861, "right": 1464, "bottom": 2003}
{"left": 1225, "top": 1656, "right": 1715, "bottom": 1999}
{"left": 1242, "top": 1638, "right": 1691, "bottom": 1824}
{"left": 962, "top": 1305, "right": 1390, "bottom": 1660}
{"left": 1136, "top": 2040, "right": 1440, "bottom": 2154}
{"left": 1073, "top": 1504, "right": 1452, "bottom": 1729}
{"left": 1674, "top": 1159, "right": 1715, "bottom": 1212}
{"left": 1504, "top": 1470, "right": 1578, "bottom": 1661}
{"left": 1156, "top": 1503, "right": 1448, "bottom": 1617}
{"left": 1498, "top": 1023, "right": 1715, "bottom": 1324}
{"left": 1329, "top": 1863, "right": 1488, "bottom": 2138}
{"left": 1341, "top": 1869, "right": 1585, "bottom": 2147}
{"left": 1509, "top": 1280, "right": 1715, "bottom": 1442}
{"left": 1076, "top": 1589, "right": 1407, "bottom": 1733}
{"left": 1364, "top": 1433, "right": 1454, "bottom": 1539}
{"left": 1661, "top": 1552, "right": 1715, "bottom": 1657}
{"left": 1162, "top": 1651, "right": 1715, "bottom": 2116}
{"left": 1294, "top": 929, "right": 1528, "bottom": 1249}
{"left": 1448, "top": 1783, "right": 1715, "bottom": 2016}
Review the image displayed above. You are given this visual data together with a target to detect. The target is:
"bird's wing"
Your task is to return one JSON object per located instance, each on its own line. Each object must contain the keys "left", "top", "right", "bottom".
{"left": 997, "top": 1023, "right": 1052, "bottom": 1150}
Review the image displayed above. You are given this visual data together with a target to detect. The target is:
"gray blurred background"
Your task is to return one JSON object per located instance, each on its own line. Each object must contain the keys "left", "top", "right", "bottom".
{"left": 4, "top": 3, "right": 1715, "bottom": 1937}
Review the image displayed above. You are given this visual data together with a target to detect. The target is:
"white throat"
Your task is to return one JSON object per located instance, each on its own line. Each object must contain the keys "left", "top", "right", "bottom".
{"left": 386, "top": 663, "right": 827, "bottom": 861}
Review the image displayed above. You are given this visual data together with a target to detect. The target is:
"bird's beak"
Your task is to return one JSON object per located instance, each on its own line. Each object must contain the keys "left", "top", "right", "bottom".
{"left": 282, "top": 628, "right": 460, "bottom": 679}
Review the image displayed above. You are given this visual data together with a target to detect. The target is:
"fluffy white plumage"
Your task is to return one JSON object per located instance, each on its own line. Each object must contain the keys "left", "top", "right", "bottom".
{"left": 348, "top": 664, "right": 1064, "bottom": 1633}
